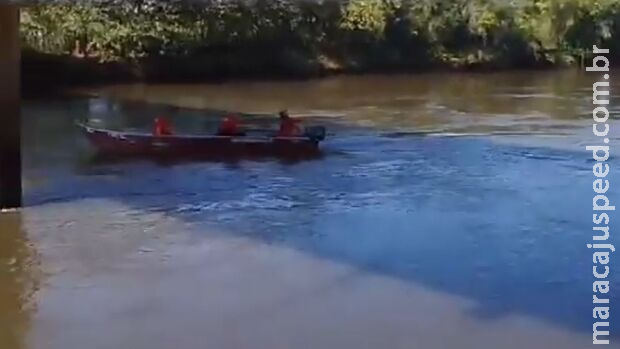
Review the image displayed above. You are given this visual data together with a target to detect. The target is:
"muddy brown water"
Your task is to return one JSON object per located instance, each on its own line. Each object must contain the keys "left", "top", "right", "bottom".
{"left": 2, "top": 70, "right": 620, "bottom": 349}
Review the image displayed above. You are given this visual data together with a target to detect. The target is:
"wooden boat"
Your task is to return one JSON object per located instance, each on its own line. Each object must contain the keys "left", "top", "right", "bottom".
{"left": 77, "top": 122, "right": 326, "bottom": 159}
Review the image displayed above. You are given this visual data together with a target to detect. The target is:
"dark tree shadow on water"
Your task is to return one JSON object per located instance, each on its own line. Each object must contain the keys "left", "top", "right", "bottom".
{"left": 21, "top": 97, "right": 620, "bottom": 339}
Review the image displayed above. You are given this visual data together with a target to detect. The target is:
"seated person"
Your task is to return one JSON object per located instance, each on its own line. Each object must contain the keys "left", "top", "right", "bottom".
{"left": 277, "top": 110, "right": 303, "bottom": 137}
{"left": 217, "top": 114, "right": 244, "bottom": 136}
{"left": 153, "top": 116, "right": 173, "bottom": 136}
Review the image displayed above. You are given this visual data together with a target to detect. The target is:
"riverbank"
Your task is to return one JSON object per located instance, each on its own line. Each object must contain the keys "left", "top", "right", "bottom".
{"left": 23, "top": 49, "right": 559, "bottom": 97}
{"left": 20, "top": 0, "right": 619, "bottom": 95}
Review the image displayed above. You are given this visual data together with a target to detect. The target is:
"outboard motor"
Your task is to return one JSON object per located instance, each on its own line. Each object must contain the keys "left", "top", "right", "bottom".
{"left": 304, "top": 126, "right": 327, "bottom": 142}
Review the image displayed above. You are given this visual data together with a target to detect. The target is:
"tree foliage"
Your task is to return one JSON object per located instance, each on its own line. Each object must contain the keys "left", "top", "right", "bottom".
{"left": 20, "top": 0, "right": 620, "bottom": 71}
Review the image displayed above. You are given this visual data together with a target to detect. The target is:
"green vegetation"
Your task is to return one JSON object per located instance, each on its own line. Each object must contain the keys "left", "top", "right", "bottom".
{"left": 19, "top": 0, "right": 620, "bottom": 83}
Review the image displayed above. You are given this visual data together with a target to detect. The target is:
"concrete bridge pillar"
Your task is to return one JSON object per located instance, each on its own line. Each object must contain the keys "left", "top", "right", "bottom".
{"left": 0, "top": 5, "right": 22, "bottom": 209}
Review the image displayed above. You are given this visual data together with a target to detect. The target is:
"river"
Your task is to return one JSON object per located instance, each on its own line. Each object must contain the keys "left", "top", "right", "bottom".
{"left": 1, "top": 70, "right": 619, "bottom": 349}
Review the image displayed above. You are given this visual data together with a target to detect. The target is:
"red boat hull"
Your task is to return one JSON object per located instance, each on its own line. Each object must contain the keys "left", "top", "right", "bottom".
{"left": 79, "top": 124, "right": 323, "bottom": 159}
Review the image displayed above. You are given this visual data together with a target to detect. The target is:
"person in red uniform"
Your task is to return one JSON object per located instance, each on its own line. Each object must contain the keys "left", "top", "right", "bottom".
{"left": 153, "top": 116, "right": 173, "bottom": 136}
{"left": 277, "top": 110, "right": 302, "bottom": 137}
{"left": 218, "top": 114, "right": 242, "bottom": 136}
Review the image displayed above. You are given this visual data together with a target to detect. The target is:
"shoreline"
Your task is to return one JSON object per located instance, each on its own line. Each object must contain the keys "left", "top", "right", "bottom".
{"left": 22, "top": 50, "right": 565, "bottom": 98}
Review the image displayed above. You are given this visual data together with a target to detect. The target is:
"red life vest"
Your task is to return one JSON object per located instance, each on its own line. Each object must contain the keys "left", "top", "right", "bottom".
{"left": 278, "top": 118, "right": 302, "bottom": 137}
{"left": 154, "top": 117, "right": 173, "bottom": 136}
{"left": 218, "top": 115, "right": 241, "bottom": 135}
